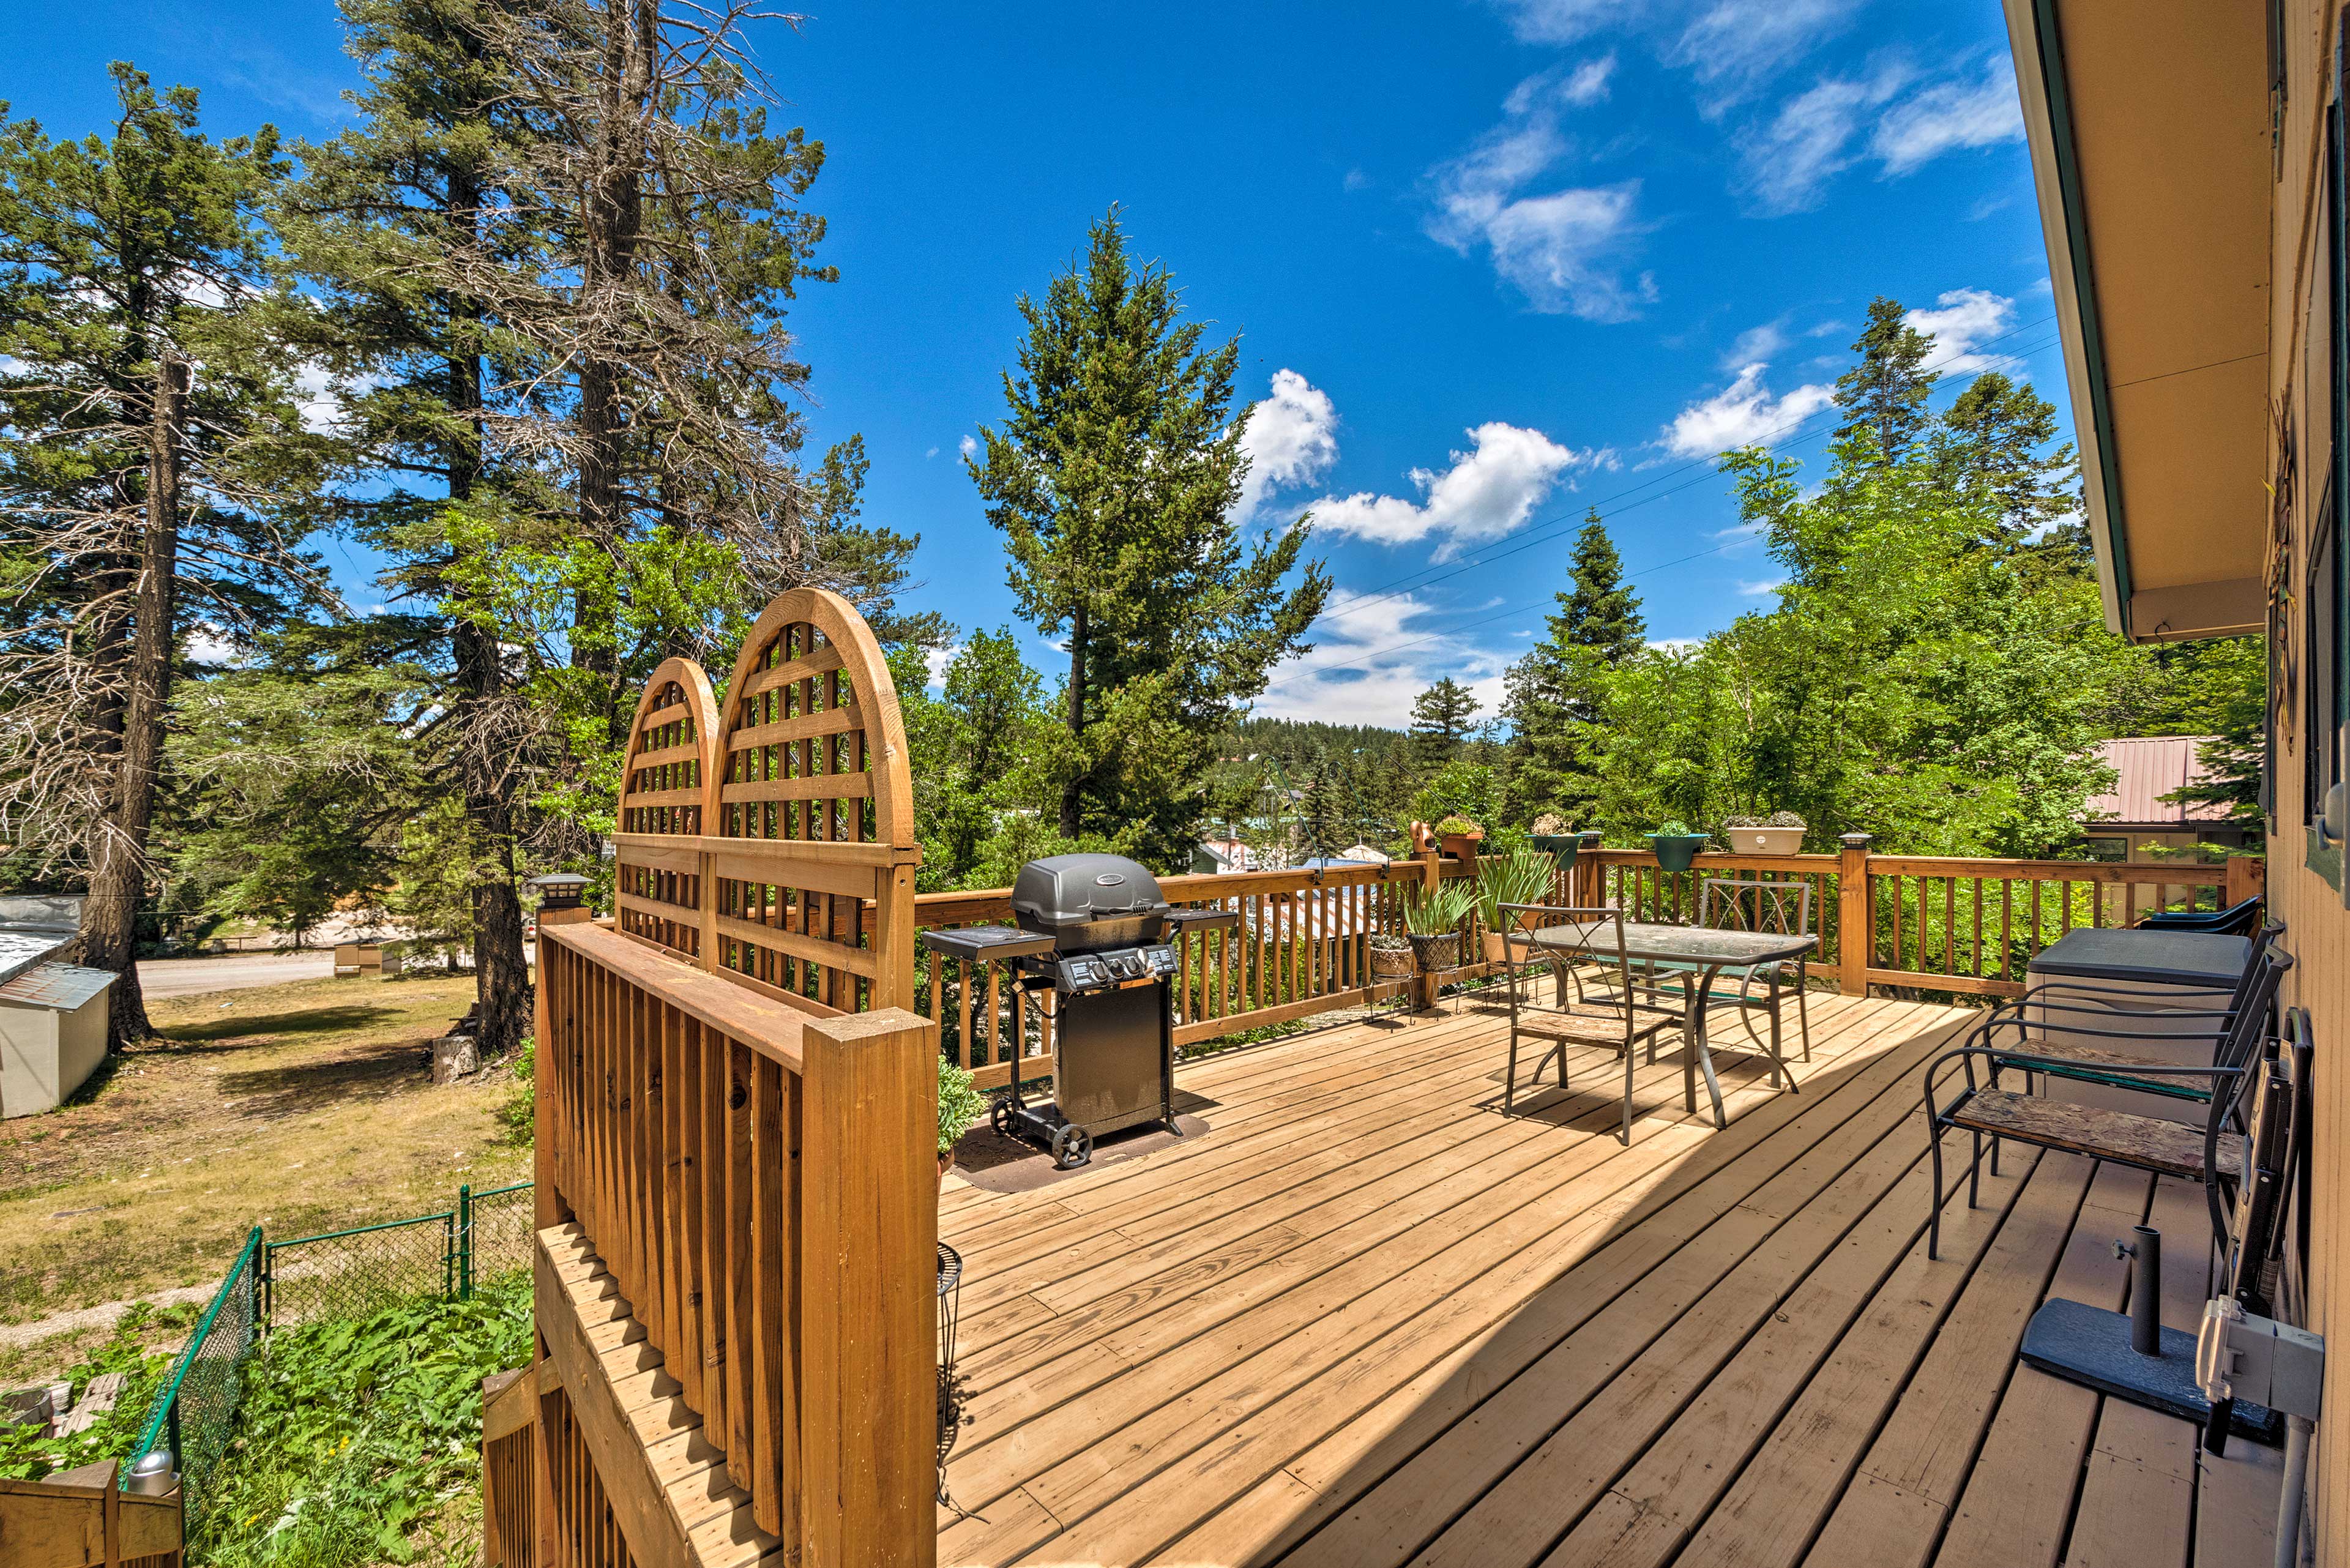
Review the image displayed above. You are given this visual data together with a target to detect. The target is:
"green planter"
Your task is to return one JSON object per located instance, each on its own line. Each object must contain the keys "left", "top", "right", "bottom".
{"left": 1648, "top": 833, "right": 1708, "bottom": 874}
{"left": 1531, "top": 834, "right": 1581, "bottom": 874}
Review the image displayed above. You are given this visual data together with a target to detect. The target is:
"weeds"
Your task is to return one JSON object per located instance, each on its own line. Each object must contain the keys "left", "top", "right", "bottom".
{"left": 494, "top": 1037, "right": 534, "bottom": 1146}
{"left": 0, "top": 1304, "right": 173, "bottom": 1480}
{"left": 199, "top": 1275, "right": 531, "bottom": 1567}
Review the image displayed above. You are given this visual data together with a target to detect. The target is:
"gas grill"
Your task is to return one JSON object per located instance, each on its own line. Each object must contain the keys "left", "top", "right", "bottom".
{"left": 920, "top": 853, "right": 1237, "bottom": 1168}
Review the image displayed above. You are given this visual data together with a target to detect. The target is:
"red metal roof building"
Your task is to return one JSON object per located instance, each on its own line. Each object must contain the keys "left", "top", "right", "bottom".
{"left": 2081, "top": 735, "right": 2235, "bottom": 830}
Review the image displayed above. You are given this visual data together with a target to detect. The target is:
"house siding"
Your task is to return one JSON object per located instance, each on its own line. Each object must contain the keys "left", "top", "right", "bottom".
{"left": 2270, "top": 5, "right": 2349, "bottom": 1559}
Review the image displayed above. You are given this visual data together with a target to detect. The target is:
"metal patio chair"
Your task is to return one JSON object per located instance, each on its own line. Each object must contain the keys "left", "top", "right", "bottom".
{"left": 1497, "top": 905, "right": 1686, "bottom": 1144}
{"left": 1637, "top": 876, "right": 1816, "bottom": 1077}
{"left": 1920, "top": 945, "right": 2292, "bottom": 1260}
{"left": 1972, "top": 920, "right": 2281, "bottom": 1110}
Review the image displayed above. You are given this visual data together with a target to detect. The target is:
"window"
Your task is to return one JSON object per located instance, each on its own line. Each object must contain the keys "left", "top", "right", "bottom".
{"left": 2081, "top": 835, "right": 2127, "bottom": 863}
{"left": 2310, "top": 51, "right": 2350, "bottom": 890}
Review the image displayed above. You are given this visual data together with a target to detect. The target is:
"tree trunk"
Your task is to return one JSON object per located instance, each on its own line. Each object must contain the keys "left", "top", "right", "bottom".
{"left": 1061, "top": 599, "right": 1087, "bottom": 837}
{"left": 81, "top": 354, "right": 188, "bottom": 1049}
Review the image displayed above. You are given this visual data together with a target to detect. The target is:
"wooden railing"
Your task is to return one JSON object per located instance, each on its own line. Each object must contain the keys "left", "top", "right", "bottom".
{"left": 917, "top": 857, "right": 1487, "bottom": 1090}
{"left": 916, "top": 836, "right": 2267, "bottom": 1086}
{"left": 510, "top": 588, "right": 938, "bottom": 1568}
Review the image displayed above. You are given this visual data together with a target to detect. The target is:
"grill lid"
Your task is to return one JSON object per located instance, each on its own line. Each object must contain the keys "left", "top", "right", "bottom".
{"left": 1011, "top": 853, "right": 1166, "bottom": 928}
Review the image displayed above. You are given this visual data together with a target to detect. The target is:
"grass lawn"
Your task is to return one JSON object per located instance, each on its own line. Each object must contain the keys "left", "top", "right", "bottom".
{"left": 0, "top": 971, "right": 531, "bottom": 1342}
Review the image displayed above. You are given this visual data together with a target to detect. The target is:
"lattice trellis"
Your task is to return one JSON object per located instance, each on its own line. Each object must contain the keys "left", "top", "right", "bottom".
{"left": 613, "top": 657, "right": 721, "bottom": 963}
{"left": 711, "top": 590, "right": 917, "bottom": 1013}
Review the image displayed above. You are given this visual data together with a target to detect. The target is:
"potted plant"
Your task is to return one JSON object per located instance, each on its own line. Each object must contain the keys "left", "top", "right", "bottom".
{"left": 1475, "top": 849, "right": 1557, "bottom": 964}
{"left": 1528, "top": 812, "right": 1579, "bottom": 869}
{"left": 1368, "top": 930, "right": 1417, "bottom": 982}
{"left": 1647, "top": 819, "right": 1709, "bottom": 875}
{"left": 1721, "top": 810, "right": 1807, "bottom": 856}
{"left": 1400, "top": 878, "right": 1479, "bottom": 974}
{"left": 1434, "top": 815, "right": 1485, "bottom": 863}
{"left": 938, "top": 1054, "right": 987, "bottom": 1195}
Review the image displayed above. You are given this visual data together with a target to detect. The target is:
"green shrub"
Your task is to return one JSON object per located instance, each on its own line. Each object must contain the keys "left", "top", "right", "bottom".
{"left": 938, "top": 1054, "right": 985, "bottom": 1155}
{"left": 200, "top": 1277, "right": 532, "bottom": 1567}
{"left": 496, "top": 1037, "right": 535, "bottom": 1145}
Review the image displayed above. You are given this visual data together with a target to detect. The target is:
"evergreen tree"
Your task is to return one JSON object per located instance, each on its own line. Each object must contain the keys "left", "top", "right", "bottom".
{"left": 971, "top": 207, "right": 1329, "bottom": 868}
{"left": 0, "top": 65, "right": 328, "bottom": 1045}
{"left": 1504, "top": 514, "right": 1648, "bottom": 823}
{"left": 1833, "top": 297, "right": 1938, "bottom": 465}
{"left": 1409, "top": 678, "right": 1481, "bottom": 767}
{"left": 1557, "top": 512, "right": 1647, "bottom": 660}
{"left": 1300, "top": 758, "right": 1348, "bottom": 856}
{"left": 1931, "top": 370, "right": 2081, "bottom": 546}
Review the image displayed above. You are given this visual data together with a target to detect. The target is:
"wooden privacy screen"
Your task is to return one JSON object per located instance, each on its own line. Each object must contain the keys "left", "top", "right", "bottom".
{"left": 523, "top": 586, "right": 937, "bottom": 1568}
{"left": 611, "top": 589, "right": 920, "bottom": 1015}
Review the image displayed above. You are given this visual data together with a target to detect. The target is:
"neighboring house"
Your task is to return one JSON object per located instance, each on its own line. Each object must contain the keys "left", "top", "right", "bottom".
{"left": 1192, "top": 837, "right": 1256, "bottom": 875}
{"left": 2002, "top": 0, "right": 2345, "bottom": 1550}
{"left": 2078, "top": 735, "right": 2255, "bottom": 861}
{"left": 1338, "top": 842, "right": 1393, "bottom": 866}
{"left": 0, "top": 896, "right": 113, "bottom": 1119}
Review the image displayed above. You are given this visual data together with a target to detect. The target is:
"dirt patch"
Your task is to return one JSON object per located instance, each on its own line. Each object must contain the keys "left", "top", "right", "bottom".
{"left": 0, "top": 974, "right": 531, "bottom": 1325}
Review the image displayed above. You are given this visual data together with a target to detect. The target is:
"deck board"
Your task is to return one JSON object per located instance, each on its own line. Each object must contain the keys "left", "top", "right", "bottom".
{"left": 938, "top": 991, "right": 2264, "bottom": 1567}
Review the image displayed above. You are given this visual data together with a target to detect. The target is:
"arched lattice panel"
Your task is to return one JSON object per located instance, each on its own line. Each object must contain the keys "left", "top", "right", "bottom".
{"left": 711, "top": 588, "right": 918, "bottom": 1013}
{"left": 612, "top": 657, "right": 721, "bottom": 963}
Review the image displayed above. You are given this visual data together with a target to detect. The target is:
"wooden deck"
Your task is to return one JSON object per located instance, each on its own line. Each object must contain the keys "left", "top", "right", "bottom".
{"left": 936, "top": 990, "right": 2283, "bottom": 1567}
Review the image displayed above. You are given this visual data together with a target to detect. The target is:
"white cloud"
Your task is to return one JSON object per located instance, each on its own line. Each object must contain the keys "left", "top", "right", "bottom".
{"left": 1313, "top": 422, "right": 1592, "bottom": 559}
{"left": 1725, "top": 319, "right": 1789, "bottom": 368}
{"left": 1252, "top": 588, "right": 1513, "bottom": 726}
{"left": 1426, "top": 72, "right": 1655, "bottom": 320}
{"left": 1871, "top": 60, "right": 2023, "bottom": 174}
{"left": 1235, "top": 369, "right": 1340, "bottom": 522}
{"left": 184, "top": 625, "right": 242, "bottom": 665}
{"left": 1736, "top": 68, "right": 1907, "bottom": 215}
{"left": 1661, "top": 364, "right": 1835, "bottom": 458}
{"left": 1740, "top": 57, "right": 2024, "bottom": 213}
{"left": 1738, "top": 578, "right": 1788, "bottom": 596}
{"left": 291, "top": 363, "right": 384, "bottom": 435}
{"left": 924, "top": 446, "right": 939, "bottom": 459}
{"left": 1668, "top": 0, "right": 1864, "bottom": 100}
{"left": 923, "top": 644, "right": 958, "bottom": 690}
{"left": 1490, "top": 0, "right": 1632, "bottom": 45}
{"left": 1906, "top": 287, "right": 2018, "bottom": 374}
{"left": 958, "top": 434, "right": 978, "bottom": 460}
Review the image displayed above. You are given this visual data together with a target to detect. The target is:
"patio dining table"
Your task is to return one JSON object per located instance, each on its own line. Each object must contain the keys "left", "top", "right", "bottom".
{"left": 1528, "top": 922, "right": 1816, "bottom": 1129}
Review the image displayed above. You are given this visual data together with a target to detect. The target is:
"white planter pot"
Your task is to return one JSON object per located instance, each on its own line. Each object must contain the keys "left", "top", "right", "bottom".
{"left": 1728, "top": 827, "right": 1805, "bottom": 856}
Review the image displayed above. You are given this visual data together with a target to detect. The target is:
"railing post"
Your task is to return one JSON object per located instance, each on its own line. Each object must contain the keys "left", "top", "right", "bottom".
{"left": 797, "top": 1006, "right": 938, "bottom": 1568}
{"left": 1838, "top": 833, "right": 1873, "bottom": 996}
{"left": 1414, "top": 850, "right": 1443, "bottom": 1013}
{"left": 2225, "top": 852, "right": 2266, "bottom": 911}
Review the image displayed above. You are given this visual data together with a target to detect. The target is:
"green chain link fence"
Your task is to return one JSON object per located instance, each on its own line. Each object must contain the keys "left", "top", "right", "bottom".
{"left": 127, "top": 1180, "right": 534, "bottom": 1526}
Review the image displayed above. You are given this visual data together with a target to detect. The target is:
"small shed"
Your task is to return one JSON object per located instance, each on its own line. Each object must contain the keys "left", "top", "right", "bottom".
{"left": 0, "top": 930, "right": 112, "bottom": 1119}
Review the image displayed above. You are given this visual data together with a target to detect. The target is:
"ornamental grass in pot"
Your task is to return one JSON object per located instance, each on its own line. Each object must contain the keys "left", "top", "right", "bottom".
{"left": 1401, "top": 877, "right": 1479, "bottom": 974}
{"left": 938, "top": 1054, "right": 987, "bottom": 1194}
{"left": 1721, "top": 810, "right": 1806, "bottom": 856}
{"left": 1476, "top": 848, "right": 1557, "bottom": 964}
{"left": 1647, "top": 819, "right": 1709, "bottom": 875}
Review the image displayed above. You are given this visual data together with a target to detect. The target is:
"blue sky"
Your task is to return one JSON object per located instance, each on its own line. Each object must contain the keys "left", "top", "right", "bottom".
{"left": 1, "top": 0, "right": 2068, "bottom": 727}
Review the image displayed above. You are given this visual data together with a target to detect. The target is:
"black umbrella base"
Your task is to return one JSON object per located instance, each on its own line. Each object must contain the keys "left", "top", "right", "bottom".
{"left": 2018, "top": 1297, "right": 2281, "bottom": 1445}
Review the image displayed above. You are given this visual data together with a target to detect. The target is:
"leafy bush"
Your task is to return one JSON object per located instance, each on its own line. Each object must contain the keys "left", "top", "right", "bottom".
{"left": 0, "top": 1306, "right": 173, "bottom": 1481}
{"left": 938, "top": 1055, "right": 985, "bottom": 1154}
{"left": 496, "top": 1036, "right": 535, "bottom": 1145}
{"left": 200, "top": 1277, "right": 532, "bottom": 1567}
{"left": 1431, "top": 815, "right": 1482, "bottom": 837}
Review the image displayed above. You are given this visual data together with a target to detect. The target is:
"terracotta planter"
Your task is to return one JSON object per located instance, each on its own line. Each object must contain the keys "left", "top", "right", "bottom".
{"left": 1725, "top": 826, "right": 1805, "bottom": 856}
{"left": 1440, "top": 832, "right": 1484, "bottom": 864}
{"left": 1648, "top": 833, "right": 1708, "bottom": 874}
{"left": 1480, "top": 930, "right": 1509, "bottom": 965}
{"left": 1368, "top": 939, "right": 1416, "bottom": 981}
{"left": 1408, "top": 931, "right": 1461, "bottom": 974}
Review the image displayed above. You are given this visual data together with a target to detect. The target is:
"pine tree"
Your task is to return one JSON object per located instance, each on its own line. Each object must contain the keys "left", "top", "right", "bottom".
{"left": 1409, "top": 678, "right": 1482, "bottom": 767}
{"left": 0, "top": 65, "right": 328, "bottom": 1045}
{"left": 1834, "top": 297, "right": 1938, "bottom": 464}
{"left": 972, "top": 207, "right": 1329, "bottom": 868}
{"left": 1504, "top": 514, "right": 1649, "bottom": 823}
{"left": 1931, "top": 371, "right": 2081, "bottom": 547}
{"left": 1557, "top": 512, "right": 1647, "bottom": 660}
